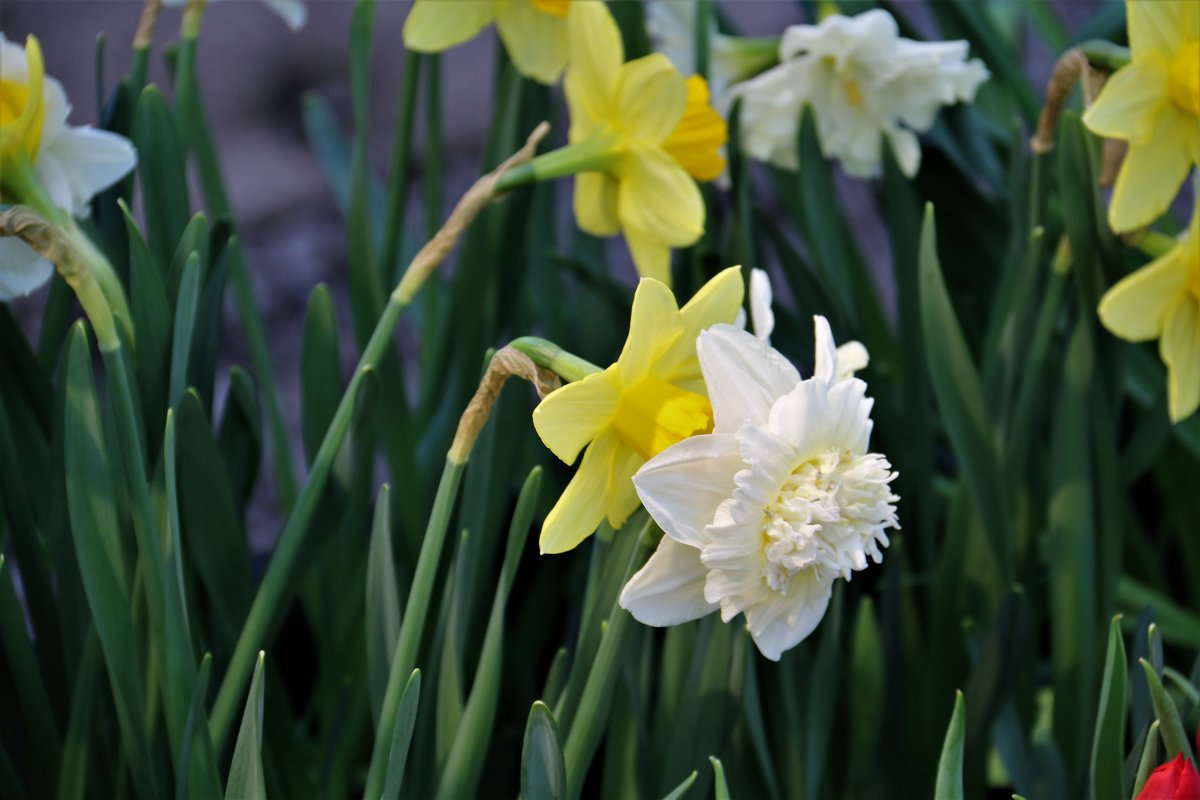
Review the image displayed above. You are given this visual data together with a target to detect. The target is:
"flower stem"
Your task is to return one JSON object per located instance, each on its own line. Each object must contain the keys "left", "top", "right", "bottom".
{"left": 509, "top": 336, "right": 602, "bottom": 383}
{"left": 494, "top": 134, "right": 620, "bottom": 194}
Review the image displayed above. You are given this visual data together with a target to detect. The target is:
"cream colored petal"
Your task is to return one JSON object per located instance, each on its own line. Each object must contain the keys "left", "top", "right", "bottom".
{"left": 812, "top": 315, "right": 839, "bottom": 382}
{"left": 532, "top": 370, "right": 619, "bottom": 464}
{"left": 1097, "top": 245, "right": 1190, "bottom": 342}
{"left": 615, "top": 54, "right": 687, "bottom": 143}
{"left": 745, "top": 572, "right": 833, "bottom": 661}
{"left": 749, "top": 267, "right": 774, "bottom": 342}
{"left": 618, "top": 146, "right": 704, "bottom": 248}
{"left": 619, "top": 535, "right": 716, "bottom": 626}
{"left": 1082, "top": 58, "right": 1170, "bottom": 144}
{"left": 834, "top": 341, "right": 869, "bottom": 379}
{"left": 1162, "top": 297, "right": 1200, "bottom": 423}
{"left": 0, "top": 237, "right": 54, "bottom": 300}
{"left": 41, "top": 125, "right": 137, "bottom": 218}
{"left": 617, "top": 276, "right": 682, "bottom": 383}
{"left": 696, "top": 324, "right": 799, "bottom": 433}
{"left": 633, "top": 432, "right": 745, "bottom": 547}
{"left": 403, "top": 1, "right": 494, "bottom": 52}
{"left": 564, "top": 0, "right": 623, "bottom": 125}
{"left": 573, "top": 170, "right": 620, "bottom": 237}
{"left": 1108, "top": 112, "right": 1195, "bottom": 232}
{"left": 539, "top": 431, "right": 619, "bottom": 554}
{"left": 494, "top": 0, "right": 569, "bottom": 85}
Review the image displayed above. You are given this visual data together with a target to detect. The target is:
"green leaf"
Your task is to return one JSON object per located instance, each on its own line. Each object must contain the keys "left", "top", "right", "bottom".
{"left": 122, "top": 200, "right": 172, "bottom": 443}
{"left": 56, "top": 631, "right": 100, "bottom": 800}
{"left": 301, "top": 284, "right": 344, "bottom": 466}
{"left": 225, "top": 651, "right": 266, "bottom": 800}
{"left": 521, "top": 701, "right": 567, "bottom": 800}
{"left": 659, "top": 770, "right": 698, "bottom": 800}
{"left": 1090, "top": 617, "right": 1128, "bottom": 800}
{"left": 1139, "top": 660, "right": 1195, "bottom": 762}
{"left": 918, "top": 205, "right": 1010, "bottom": 577}
{"left": 175, "top": 654, "right": 221, "bottom": 800}
{"left": 367, "top": 484, "right": 402, "bottom": 724}
{"left": 710, "top": 757, "right": 730, "bottom": 800}
{"left": 850, "top": 597, "right": 883, "bottom": 789}
{"left": 132, "top": 86, "right": 190, "bottom": 269}
{"left": 1118, "top": 578, "right": 1200, "bottom": 649}
{"left": 382, "top": 670, "right": 422, "bottom": 800}
{"left": 1132, "top": 721, "right": 1160, "bottom": 797}
{"left": 169, "top": 252, "right": 202, "bottom": 408}
{"left": 935, "top": 691, "right": 966, "bottom": 800}
{"left": 216, "top": 366, "right": 262, "bottom": 516}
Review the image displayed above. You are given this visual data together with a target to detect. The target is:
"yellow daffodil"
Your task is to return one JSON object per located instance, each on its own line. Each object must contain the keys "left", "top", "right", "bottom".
{"left": 0, "top": 35, "right": 46, "bottom": 163}
{"left": 533, "top": 266, "right": 744, "bottom": 553}
{"left": 403, "top": 0, "right": 571, "bottom": 85}
{"left": 563, "top": 1, "right": 725, "bottom": 284}
{"left": 1083, "top": 0, "right": 1200, "bottom": 233}
{"left": 1099, "top": 203, "right": 1200, "bottom": 422}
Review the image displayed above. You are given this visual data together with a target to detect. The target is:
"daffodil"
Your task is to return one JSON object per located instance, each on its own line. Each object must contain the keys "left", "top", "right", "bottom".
{"left": 533, "top": 266, "right": 744, "bottom": 553}
{"left": 1098, "top": 203, "right": 1200, "bottom": 422}
{"left": 729, "top": 9, "right": 988, "bottom": 178}
{"left": 0, "top": 34, "right": 137, "bottom": 301}
{"left": 1083, "top": 0, "right": 1200, "bottom": 233}
{"left": 522, "top": 0, "right": 725, "bottom": 284}
{"left": 619, "top": 317, "right": 897, "bottom": 660}
{"left": 403, "top": 0, "right": 571, "bottom": 85}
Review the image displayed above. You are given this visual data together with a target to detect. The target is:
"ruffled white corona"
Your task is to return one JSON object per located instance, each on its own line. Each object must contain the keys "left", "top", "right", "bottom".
{"left": 729, "top": 9, "right": 988, "bottom": 179}
{"left": 620, "top": 317, "right": 898, "bottom": 660}
{"left": 0, "top": 34, "right": 137, "bottom": 300}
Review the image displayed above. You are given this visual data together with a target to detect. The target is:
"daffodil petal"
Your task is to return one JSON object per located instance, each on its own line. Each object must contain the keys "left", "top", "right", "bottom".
{"left": 539, "top": 432, "right": 619, "bottom": 554}
{"left": 615, "top": 54, "right": 687, "bottom": 142}
{"left": 696, "top": 325, "right": 800, "bottom": 433}
{"left": 0, "top": 237, "right": 54, "bottom": 300}
{"left": 494, "top": 0, "right": 569, "bottom": 84}
{"left": 1127, "top": 0, "right": 1184, "bottom": 54}
{"left": 1108, "top": 111, "right": 1194, "bottom": 232}
{"left": 835, "top": 341, "right": 869, "bottom": 379}
{"left": 618, "top": 145, "right": 704, "bottom": 247}
{"left": 744, "top": 572, "right": 833, "bottom": 661}
{"left": 40, "top": 125, "right": 137, "bottom": 217}
{"left": 1162, "top": 296, "right": 1200, "bottom": 423}
{"left": 619, "top": 535, "right": 716, "bottom": 626}
{"left": 565, "top": 0, "right": 623, "bottom": 125}
{"left": 617, "top": 277, "right": 683, "bottom": 383}
{"left": 402, "top": 0, "right": 494, "bottom": 53}
{"left": 1098, "top": 246, "right": 1190, "bottom": 342}
{"left": 532, "top": 370, "right": 619, "bottom": 464}
{"left": 659, "top": 265, "right": 746, "bottom": 384}
{"left": 633, "top": 432, "right": 744, "bottom": 547}
{"left": 749, "top": 267, "right": 774, "bottom": 342}
{"left": 1082, "top": 58, "right": 1170, "bottom": 144}
{"left": 605, "top": 443, "right": 645, "bottom": 529}
{"left": 262, "top": 0, "right": 307, "bottom": 29}
{"left": 813, "top": 315, "right": 839, "bottom": 382}
{"left": 573, "top": 170, "right": 620, "bottom": 236}
{"left": 624, "top": 229, "right": 673, "bottom": 284}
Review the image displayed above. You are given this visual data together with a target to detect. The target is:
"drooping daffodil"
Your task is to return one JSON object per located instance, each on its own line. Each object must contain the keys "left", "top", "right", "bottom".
{"left": 1083, "top": 0, "right": 1200, "bottom": 233}
{"left": 620, "top": 317, "right": 897, "bottom": 660}
{"left": 533, "top": 266, "right": 744, "bottom": 554}
{"left": 0, "top": 34, "right": 137, "bottom": 300}
{"left": 729, "top": 9, "right": 988, "bottom": 179}
{"left": 1098, "top": 202, "right": 1200, "bottom": 422}
{"left": 403, "top": 0, "right": 571, "bottom": 85}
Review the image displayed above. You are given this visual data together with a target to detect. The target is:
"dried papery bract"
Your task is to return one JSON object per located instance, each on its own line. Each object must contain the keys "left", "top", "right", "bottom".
{"left": 449, "top": 347, "right": 562, "bottom": 464}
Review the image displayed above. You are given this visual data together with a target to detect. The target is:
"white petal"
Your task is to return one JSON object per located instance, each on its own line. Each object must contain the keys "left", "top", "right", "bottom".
{"left": 0, "top": 238, "right": 55, "bottom": 300}
{"left": 812, "top": 315, "right": 838, "bottom": 382}
{"left": 262, "top": 0, "right": 307, "bottom": 30}
{"left": 619, "top": 535, "right": 716, "bottom": 626}
{"left": 746, "top": 574, "right": 833, "bottom": 660}
{"left": 834, "top": 341, "right": 869, "bottom": 379}
{"left": 697, "top": 324, "right": 799, "bottom": 433}
{"left": 633, "top": 432, "right": 744, "bottom": 548}
{"left": 749, "top": 267, "right": 774, "bottom": 342}
{"left": 40, "top": 126, "right": 137, "bottom": 217}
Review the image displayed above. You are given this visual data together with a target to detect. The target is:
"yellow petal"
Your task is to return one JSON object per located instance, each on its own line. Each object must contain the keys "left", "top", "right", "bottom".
{"left": 1082, "top": 57, "right": 1170, "bottom": 145}
{"left": 1098, "top": 245, "right": 1190, "bottom": 341}
{"left": 1162, "top": 295, "right": 1200, "bottom": 422}
{"left": 1127, "top": 0, "right": 1185, "bottom": 55}
{"left": 617, "top": 277, "right": 683, "bottom": 383}
{"left": 660, "top": 265, "right": 746, "bottom": 382}
{"left": 494, "top": 0, "right": 569, "bottom": 85}
{"left": 625, "top": 229, "right": 674, "bottom": 284}
{"left": 539, "top": 431, "right": 619, "bottom": 553}
{"left": 605, "top": 442, "right": 645, "bottom": 529}
{"left": 573, "top": 170, "right": 620, "bottom": 236}
{"left": 564, "top": 0, "right": 623, "bottom": 128}
{"left": 532, "top": 369, "right": 620, "bottom": 464}
{"left": 663, "top": 76, "right": 728, "bottom": 181}
{"left": 614, "top": 54, "right": 687, "bottom": 143}
{"left": 0, "top": 36, "right": 46, "bottom": 160}
{"left": 618, "top": 145, "right": 704, "bottom": 247}
{"left": 402, "top": 0, "right": 494, "bottom": 53}
{"left": 1108, "top": 110, "right": 1195, "bottom": 232}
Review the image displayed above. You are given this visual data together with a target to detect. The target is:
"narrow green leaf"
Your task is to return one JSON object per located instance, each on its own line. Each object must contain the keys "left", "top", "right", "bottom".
{"left": 541, "top": 648, "right": 570, "bottom": 710}
{"left": 382, "top": 670, "right": 422, "bottom": 800}
{"left": 132, "top": 85, "right": 190, "bottom": 268}
{"left": 522, "top": 701, "right": 567, "bottom": 800}
{"left": 1139, "top": 660, "right": 1195, "bottom": 762}
{"left": 122, "top": 200, "right": 172, "bottom": 443}
{"left": 367, "top": 484, "right": 402, "bottom": 725}
{"left": 169, "top": 252, "right": 202, "bottom": 409}
{"left": 660, "top": 771, "right": 698, "bottom": 800}
{"left": 935, "top": 691, "right": 966, "bottom": 800}
{"left": 1132, "top": 721, "right": 1160, "bottom": 797}
{"left": 216, "top": 366, "right": 262, "bottom": 516}
{"left": 56, "top": 631, "right": 100, "bottom": 800}
{"left": 175, "top": 654, "right": 221, "bottom": 800}
{"left": 301, "top": 284, "right": 344, "bottom": 466}
{"left": 167, "top": 215, "right": 210, "bottom": 304}
{"left": 225, "top": 651, "right": 266, "bottom": 800}
{"left": 710, "top": 757, "right": 730, "bottom": 800}
{"left": 1090, "top": 616, "right": 1128, "bottom": 800}
{"left": 1119, "top": 578, "right": 1200, "bottom": 649}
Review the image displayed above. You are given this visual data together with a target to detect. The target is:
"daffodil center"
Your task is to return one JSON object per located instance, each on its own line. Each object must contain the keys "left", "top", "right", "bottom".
{"left": 1170, "top": 41, "right": 1200, "bottom": 116}
{"left": 612, "top": 376, "right": 713, "bottom": 460}
{"left": 662, "top": 75, "right": 728, "bottom": 182}
{"left": 0, "top": 78, "right": 44, "bottom": 158}
{"left": 844, "top": 77, "right": 865, "bottom": 109}
{"left": 530, "top": 0, "right": 570, "bottom": 17}
{"left": 760, "top": 449, "right": 897, "bottom": 593}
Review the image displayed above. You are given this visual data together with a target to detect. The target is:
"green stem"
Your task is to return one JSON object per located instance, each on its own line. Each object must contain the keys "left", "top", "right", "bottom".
{"left": 1080, "top": 39, "right": 1132, "bottom": 73}
{"left": 209, "top": 295, "right": 406, "bottom": 749}
{"left": 363, "top": 458, "right": 466, "bottom": 797}
{"left": 509, "top": 336, "right": 602, "bottom": 383}
{"left": 494, "top": 135, "right": 620, "bottom": 194}
{"left": 380, "top": 50, "right": 422, "bottom": 285}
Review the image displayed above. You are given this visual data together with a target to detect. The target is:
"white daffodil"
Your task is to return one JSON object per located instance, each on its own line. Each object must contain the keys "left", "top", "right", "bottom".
{"left": 0, "top": 34, "right": 137, "bottom": 300}
{"left": 619, "top": 317, "right": 898, "bottom": 660}
{"left": 162, "top": 0, "right": 307, "bottom": 30}
{"left": 729, "top": 9, "right": 988, "bottom": 179}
